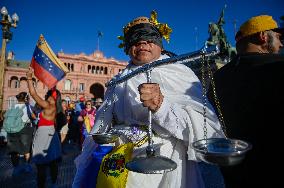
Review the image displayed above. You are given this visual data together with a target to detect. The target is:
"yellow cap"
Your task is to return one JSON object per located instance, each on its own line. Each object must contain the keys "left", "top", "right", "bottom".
{"left": 239, "top": 15, "right": 278, "bottom": 38}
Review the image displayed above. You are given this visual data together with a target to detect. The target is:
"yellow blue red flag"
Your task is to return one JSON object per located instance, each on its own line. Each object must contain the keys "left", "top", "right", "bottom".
{"left": 30, "top": 34, "right": 68, "bottom": 89}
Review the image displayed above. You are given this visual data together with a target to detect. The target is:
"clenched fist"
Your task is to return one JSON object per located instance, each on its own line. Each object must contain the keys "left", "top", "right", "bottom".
{"left": 138, "top": 83, "right": 164, "bottom": 112}
{"left": 26, "top": 67, "right": 34, "bottom": 79}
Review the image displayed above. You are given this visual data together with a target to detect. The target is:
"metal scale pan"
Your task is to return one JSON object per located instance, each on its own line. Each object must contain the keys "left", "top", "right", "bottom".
{"left": 192, "top": 138, "right": 252, "bottom": 166}
{"left": 92, "top": 133, "right": 119, "bottom": 145}
{"left": 126, "top": 155, "right": 177, "bottom": 174}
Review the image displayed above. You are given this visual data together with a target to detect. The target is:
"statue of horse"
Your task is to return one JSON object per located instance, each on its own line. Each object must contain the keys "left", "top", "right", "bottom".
{"left": 205, "top": 22, "right": 220, "bottom": 46}
{"left": 205, "top": 22, "right": 237, "bottom": 62}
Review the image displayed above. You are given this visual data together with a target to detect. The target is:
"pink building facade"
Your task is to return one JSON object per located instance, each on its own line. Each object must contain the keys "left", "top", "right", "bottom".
{"left": 2, "top": 51, "right": 127, "bottom": 110}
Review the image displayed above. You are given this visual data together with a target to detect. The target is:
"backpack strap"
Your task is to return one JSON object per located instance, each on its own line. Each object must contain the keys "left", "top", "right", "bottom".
{"left": 25, "top": 103, "right": 33, "bottom": 121}
{"left": 18, "top": 105, "right": 30, "bottom": 124}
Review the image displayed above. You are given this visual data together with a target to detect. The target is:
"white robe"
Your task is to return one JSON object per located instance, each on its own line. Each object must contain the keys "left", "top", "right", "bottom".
{"left": 87, "top": 54, "right": 224, "bottom": 188}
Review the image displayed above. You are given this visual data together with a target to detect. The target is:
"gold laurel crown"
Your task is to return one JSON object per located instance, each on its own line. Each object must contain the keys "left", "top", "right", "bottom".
{"left": 118, "top": 10, "right": 172, "bottom": 48}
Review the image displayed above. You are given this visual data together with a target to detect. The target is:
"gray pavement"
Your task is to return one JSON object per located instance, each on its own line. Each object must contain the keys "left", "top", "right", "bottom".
{"left": 0, "top": 142, "right": 81, "bottom": 188}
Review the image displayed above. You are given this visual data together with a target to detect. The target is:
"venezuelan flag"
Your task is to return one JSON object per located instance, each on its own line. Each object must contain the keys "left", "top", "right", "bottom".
{"left": 96, "top": 143, "right": 134, "bottom": 188}
{"left": 30, "top": 34, "right": 68, "bottom": 89}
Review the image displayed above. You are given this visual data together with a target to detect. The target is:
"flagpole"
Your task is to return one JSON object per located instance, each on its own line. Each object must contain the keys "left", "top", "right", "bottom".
{"left": 97, "top": 35, "right": 100, "bottom": 51}
{"left": 97, "top": 31, "right": 103, "bottom": 51}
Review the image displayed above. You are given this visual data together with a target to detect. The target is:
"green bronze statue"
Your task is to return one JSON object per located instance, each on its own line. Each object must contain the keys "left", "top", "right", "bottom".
{"left": 206, "top": 5, "right": 237, "bottom": 62}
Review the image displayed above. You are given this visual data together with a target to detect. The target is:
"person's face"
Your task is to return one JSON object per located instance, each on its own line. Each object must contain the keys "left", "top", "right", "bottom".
{"left": 128, "top": 40, "right": 162, "bottom": 66}
{"left": 85, "top": 102, "right": 92, "bottom": 109}
{"left": 62, "top": 101, "right": 67, "bottom": 110}
{"left": 95, "top": 102, "right": 102, "bottom": 107}
{"left": 266, "top": 30, "right": 283, "bottom": 53}
{"left": 47, "top": 96, "right": 55, "bottom": 104}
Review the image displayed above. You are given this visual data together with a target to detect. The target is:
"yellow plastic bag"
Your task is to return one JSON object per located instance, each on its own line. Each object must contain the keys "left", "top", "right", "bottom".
{"left": 84, "top": 114, "right": 94, "bottom": 133}
{"left": 96, "top": 143, "right": 134, "bottom": 188}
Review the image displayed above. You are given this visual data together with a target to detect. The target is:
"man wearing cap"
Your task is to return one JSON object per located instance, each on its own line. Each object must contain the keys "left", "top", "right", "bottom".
{"left": 73, "top": 11, "right": 225, "bottom": 188}
{"left": 94, "top": 98, "right": 103, "bottom": 109}
{"left": 208, "top": 15, "right": 283, "bottom": 187}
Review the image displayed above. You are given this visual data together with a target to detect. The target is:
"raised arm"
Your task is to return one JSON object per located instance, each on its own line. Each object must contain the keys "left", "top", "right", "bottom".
{"left": 26, "top": 68, "right": 50, "bottom": 109}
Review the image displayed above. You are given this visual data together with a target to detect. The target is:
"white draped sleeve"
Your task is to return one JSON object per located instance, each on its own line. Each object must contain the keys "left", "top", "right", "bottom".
{"left": 152, "top": 99, "right": 189, "bottom": 140}
{"left": 153, "top": 97, "right": 224, "bottom": 161}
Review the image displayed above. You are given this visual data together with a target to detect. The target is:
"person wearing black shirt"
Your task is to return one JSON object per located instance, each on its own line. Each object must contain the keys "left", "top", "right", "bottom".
{"left": 208, "top": 15, "right": 283, "bottom": 187}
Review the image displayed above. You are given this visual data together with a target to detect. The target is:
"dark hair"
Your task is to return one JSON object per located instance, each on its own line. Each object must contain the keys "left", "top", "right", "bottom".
{"left": 16, "top": 92, "right": 29, "bottom": 102}
{"left": 45, "top": 89, "right": 63, "bottom": 114}
{"left": 85, "top": 100, "right": 92, "bottom": 105}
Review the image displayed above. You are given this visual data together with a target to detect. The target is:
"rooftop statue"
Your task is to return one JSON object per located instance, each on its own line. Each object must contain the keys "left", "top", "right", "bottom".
{"left": 206, "top": 5, "right": 237, "bottom": 62}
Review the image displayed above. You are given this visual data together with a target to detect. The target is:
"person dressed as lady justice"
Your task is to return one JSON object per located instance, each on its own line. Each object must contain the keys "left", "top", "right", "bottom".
{"left": 73, "top": 11, "right": 225, "bottom": 188}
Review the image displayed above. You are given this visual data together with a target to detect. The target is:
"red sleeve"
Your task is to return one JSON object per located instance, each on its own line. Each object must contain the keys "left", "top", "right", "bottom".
{"left": 80, "top": 109, "right": 86, "bottom": 116}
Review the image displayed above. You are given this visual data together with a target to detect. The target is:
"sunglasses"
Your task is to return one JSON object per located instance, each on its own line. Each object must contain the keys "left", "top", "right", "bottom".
{"left": 86, "top": 103, "right": 92, "bottom": 105}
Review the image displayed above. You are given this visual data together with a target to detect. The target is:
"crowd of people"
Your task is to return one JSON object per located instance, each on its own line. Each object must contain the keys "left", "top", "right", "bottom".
{"left": 0, "top": 11, "right": 283, "bottom": 188}
{"left": 0, "top": 75, "right": 102, "bottom": 187}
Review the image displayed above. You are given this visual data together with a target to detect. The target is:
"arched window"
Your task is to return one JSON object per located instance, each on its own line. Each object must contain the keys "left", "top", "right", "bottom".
{"left": 104, "top": 67, "right": 108, "bottom": 74}
{"left": 92, "top": 66, "right": 96, "bottom": 74}
{"left": 9, "top": 76, "right": 19, "bottom": 88}
{"left": 87, "top": 65, "right": 91, "bottom": 73}
{"left": 64, "top": 79, "right": 72, "bottom": 90}
{"left": 20, "top": 77, "right": 28, "bottom": 89}
{"left": 79, "top": 83, "right": 84, "bottom": 92}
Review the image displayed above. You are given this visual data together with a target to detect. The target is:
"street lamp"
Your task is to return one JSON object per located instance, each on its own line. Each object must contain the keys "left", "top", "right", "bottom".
{"left": 0, "top": 6, "right": 19, "bottom": 109}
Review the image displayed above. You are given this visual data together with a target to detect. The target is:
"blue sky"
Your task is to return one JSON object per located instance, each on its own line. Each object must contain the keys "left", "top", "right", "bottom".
{"left": 1, "top": 0, "right": 283, "bottom": 62}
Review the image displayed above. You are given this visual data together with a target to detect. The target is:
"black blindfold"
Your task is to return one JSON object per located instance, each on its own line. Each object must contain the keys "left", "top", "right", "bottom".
{"left": 124, "top": 23, "right": 163, "bottom": 54}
